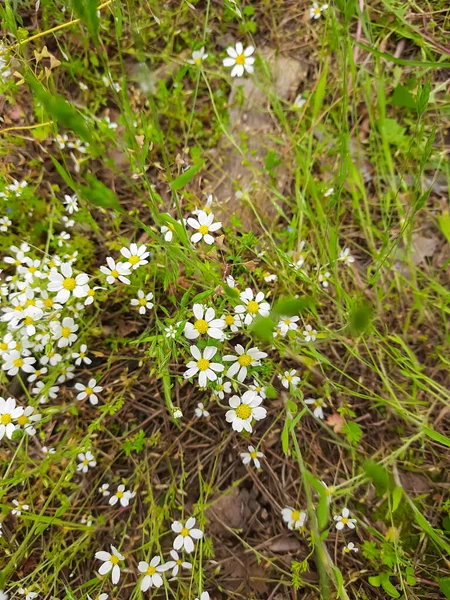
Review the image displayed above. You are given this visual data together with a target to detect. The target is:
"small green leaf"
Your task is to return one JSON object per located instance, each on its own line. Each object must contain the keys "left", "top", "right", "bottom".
{"left": 363, "top": 460, "right": 394, "bottom": 495}
{"left": 437, "top": 213, "right": 450, "bottom": 244}
{"left": 170, "top": 160, "right": 206, "bottom": 191}
{"left": 423, "top": 425, "right": 450, "bottom": 448}
{"left": 368, "top": 575, "right": 381, "bottom": 587}
{"left": 342, "top": 421, "right": 363, "bottom": 446}
{"left": 348, "top": 300, "right": 373, "bottom": 335}
{"left": 273, "top": 296, "right": 314, "bottom": 317}
{"left": 71, "top": 0, "right": 99, "bottom": 41}
{"left": 80, "top": 175, "right": 122, "bottom": 212}
{"left": 389, "top": 84, "right": 416, "bottom": 109}
{"left": 281, "top": 419, "right": 290, "bottom": 455}
{"left": 26, "top": 75, "right": 92, "bottom": 143}
{"left": 439, "top": 577, "right": 450, "bottom": 599}
{"left": 391, "top": 486, "right": 403, "bottom": 513}
{"left": 381, "top": 575, "right": 400, "bottom": 598}
{"left": 250, "top": 316, "right": 275, "bottom": 341}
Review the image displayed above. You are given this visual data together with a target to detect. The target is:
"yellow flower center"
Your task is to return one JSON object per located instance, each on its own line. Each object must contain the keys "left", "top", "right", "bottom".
{"left": 15, "top": 305, "right": 24, "bottom": 312}
{"left": 63, "top": 277, "right": 76, "bottom": 291}
{"left": 17, "top": 415, "right": 29, "bottom": 426}
{"left": 235, "top": 404, "right": 252, "bottom": 420}
{"left": 341, "top": 517, "right": 348, "bottom": 524}
{"left": 110, "top": 555, "right": 119, "bottom": 565}
{"left": 197, "top": 358, "right": 210, "bottom": 371}
{"left": 129, "top": 255, "right": 140, "bottom": 265}
{"left": 194, "top": 319, "right": 208, "bottom": 334}
{"left": 61, "top": 327, "right": 71, "bottom": 338}
{"left": 44, "top": 298, "right": 53, "bottom": 308}
{"left": 79, "top": 352, "right": 85, "bottom": 358}
{"left": 198, "top": 225, "right": 209, "bottom": 235}
{"left": 139, "top": 298, "right": 147, "bottom": 306}
{"left": 194, "top": 57, "right": 202, "bottom": 65}
{"left": 14, "top": 358, "right": 24, "bottom": 367}
{"left": 286, "top": 375, "right": 292, "bottom": 382}
{"left": 180, "top": 527, "right": 190, "bottom": 537}
{"left": 168, "top": 223, "right": 175, "bottom": 231}
{"left": 291, "top": 510, "right": 301, "bottom": 521}
{"left": 237, "top": 354, "right": 252, "bottom": 367}
{"left": 246, "top": 300, "right": 259, "bottom": 314}
{"left": 25, "top": 299, "right": 36, "bottom": 307}
{"left": 344, "top": 547, "right": 350, "bottom": 553}
{"left": 83, "top": 459, "right": 89, "bottom": 465}
{"left": 224, "top": 315, "right": 234, "bottom": 326}
{"left": 1, "top": 413, "right": 12, "bottom": 424}
{"left": 88, "top": 289, "right": 95, "bottom": 297}
{"left": 28, "top": 266, "right": 37, "bottom": 273}
{"left": 116, "top": 491, "right": 124, "bottom": 498}
{"left": 235, "top": 53, "right": 246, "bottom": 65}
{"left": 250, "top": 450, "right": 257, "bottom": 459}
{"left": 314, "top": 7, "right": 321, "bottom": 14}
{"left": 146, "top": 565, "right": 156, "bottom": 575}
{"left": 217, "top": 384, "right": 224, "bottom": 391}
{"left": 85, "top": 387, "right": 93, "bottom": 395}
{"left": 0, "top": 343, "right": 7, "bottom": 350}
{"left": 24, "top": 316, "right": 34, "bottom": 325}
{"left": 111, "top": 269, "right": 119, "bottom": 278}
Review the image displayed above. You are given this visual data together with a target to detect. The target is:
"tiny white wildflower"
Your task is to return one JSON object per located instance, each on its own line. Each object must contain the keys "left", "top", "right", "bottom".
{"left": 334, "top": 508, "right": 357, "bottom": 530}
{"left": 171, "top": 517, "right": 203, "bottom": 554}
{"left": 240, "top": 445, "right": 264, "bottom": 468}
{"left": 95, "top": 545, "right": 124, "bottom": 585}
{"left": 223, "top": 42, "right": 255, "bottom": 77}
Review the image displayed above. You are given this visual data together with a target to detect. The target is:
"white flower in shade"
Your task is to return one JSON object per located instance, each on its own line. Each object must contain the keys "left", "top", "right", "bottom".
{"left": 161, "top": 223, "right": 175, "bottom": 242}
{"left": 2, "top": 351, "right": 36, "bottom": 376}
{"left": 51, "top": 317, "right": 78, "bottom": 348}
{"left": 57, "top": 231, "right": 71, "bottom": 247}
{"left": 303, "top": 324, "right": 317, "bottom": 342}
{"left": 187, "top": 211, "right": 222, "bottom": 245}
{"left": 100, "top": 257, "right": 132, "bottom": 285}
{"left": 343, "top": 542, "right": 358, "bottom": 553}
{"left": 318, "top": 271, "right": 330, "bottom": 288}
{"left": 171, "top": 517, "right": 203, "bottom": 553}
{"left": 223, "top": 344, "right": 267, "bottom": 383}
{"left": 39, "top": 350, "right": 62, "bottom": 368}
{"left": 194, "top": 402, "right": 210, "bottom": 418}
{"left": 184, "top": 304, "right": 225, "bottom": 340}
{"left": 294, "top": 93, "right": 306, "bottom": 109}
{"left": 81, "top": 514, "right": 93, "bottom": 527}
{"left": 74, "top": 378, "right": 103, "bottom": 405}
{"left": 120, "top": 243, "right": 149, "bottom": 269}
{"left": 173, "top": 408, "right": 183, "bottom": 419}
{"left": 304, "top": 397, "right": 326, "bottom": 419}
{"left": 99, "top": 483, "right": 110, "bottom": 496}
{"left": 277, "top": 315, "right": 299, "bottom": 336}
{"left": 163, "top": 549, "right": 192, "bottom": 577}
{"left": 18, "top": 589, "right": 37, "bottom": 600}
{"left": 263, "top": 272, "right": 277, "bottom": 283}
{"left": 63, "top": 194, "right": 79, "bottom": 214}
{"left": 131, "top": 290, "right": 154, "bottom": 314}
{"left": 95, "top": 545, "right": 124, "bottom": 584}
{"left": 109, "top": 484, "right": 135, "bottom": 507}
{"left": 0, "top": 397, "right": 23, "bottom": 440}
{"left": 12, "top": 499, "right": 29, "bottom": 516}
{"left": 57, "top": 365, "right": 75, "bottom": 384}
{"left": 47, "top": 263, "right": 89, "bottom": 303}
{"left": 310, "top": 2, "right": 328, "bottom": 19}
{"left": 55, "top": 133, "right": 69, "bottom": 149}
{"left": 42, "top": 446, "right": 56, "bottom": 455}
{"left": 240, "top": 445, "right": 264, "bottom": 468}
{"left": 72, "top": 344, "right": 92, "bottom": 366}
{"left": 16, "top": 407, "right": 41, "bottom": 436}
{"left": 225, "top": 391, "right": 266, "bottom": 433}
{"left": 138, "top": 556, "right": 165, "bottom": 590}
{"left": 0, "top": 216, "right": 12, "bottom": 232}
{"left": 195, "top": 593, "right": 210, "bottom": 600}
{"left": 235, "top": 288, "right": 271, "bottom": 325}
{"left": 77, "top": 451, "right": 96, "bottom": 473}
{"left": 213, "top": 377, "right": 232, "bottom": 400}
{"left": 334, "top": 508, "right": 356, "bottom": 530}
{"left": 32, "top": 381, "right": 59, "bottom": 403}
{"left": 165, "top": 324, "right": 177, "bottom": 339}
{"left": 184, "top": 345, "right": 224, "bottom": 388}
{"left": 223, "top": 42, "right": 255, "bottom": 77}
{"left": 339, "top": 247, "right": 354, "bottom": 264}
{"left": 187, "top": 47, "right": 208, "bottom": 65}
{"left": 67, "top": 138, "right": 89, "bottom": 153}
{"left": 15, "top": 306, "right": 44, "bottom": 337}
{"left": 278, "top": 369, "right": 300, "bottom": 389}
{"left": 221, "top": 312, "right": 242, "bottom": 333}
{"left": 249, "top": 380, "right": 266, "bottom": 398}
{"left": 282, "top": 507, "right": 307, "bottom": 530}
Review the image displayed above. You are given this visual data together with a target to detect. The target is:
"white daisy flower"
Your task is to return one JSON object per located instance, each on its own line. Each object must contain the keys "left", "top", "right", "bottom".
{"left": 32, "top": 381, "right": 59, "bottom": 403}
{"left": 184, "top": 304, "right": 225, "bottom": 340}
{"left": 138, "top": 556, "right": 165, "bottom": 590}
{"left": 164, "top": 324, "right": 177, "bottom": 339}
{"left": 74, "top": 378, "right": 103, "bottom": 405}
{"left": 310, "top": 2, "right": 328, "bottom": 19}
{"left": 303, "top": 324, "right": 317, "bottom": 342}
{"left": 47, "top": 263, "right": 89, "bottom": 303}
{"left": 0, "top": 396, "right": 23, "bottom": 440}
{"left": 263, "top": 272, "right": 277, "bottom": 283}
{"left": 57, "top": 231, "right": 71, "bottom": 247}
{"left": 16, "top": 406, "right": 41, "bottom": 436}
{"left": 240, "top": 445, "right": 264, "bottom": 468}
{"left": 343, "top": 542, "right": 358, "bottom": 553}
{"left": 225, "top": 390, "right": 266, "bottom": 433}
{"left": 171, "top": 517, "right": 203, "bottom": 553}
{"left": 0, "top": 216, "right": 12, "bottom": 232}
{"left": 184, "top": 345, "right": 224, "bottom": 388}
{"left": 131, "top": 290, "right": 154, "bottom": 314}
{"left": 334, "top": 508, "right": 356, "bottom": 530}
{"left": 51, "top": 317, "right": 78, "bottom": 348}
{"left": 339, "top": 247, "right": 354, "bottom": 264}
{"left": 72, "top": 344, "right": 92, "bottom": 366}
{"left": 194, "top": 402, "right": 210, "bottom": 418}
{"left": 249, "top": 380, "right": 266, "bottom": 398}
{"left": 223, "top": 42, "right": 255, "bottom": 77}
{"left": 162, "top": 549, "right": 192, "bottom": 577}
{"left": 18, "top": 589, "right": 37, "bottom": 600}
{"left": 55, "top": 133, "right": 69, "bottom": 149}
{"left": 27, "top": 366, "right": 48, "bottom": 382}
{"left": 2, "top": 351, "right": 35, "bottom": 376}
{"left": 221, "top": 312, "right": 242, "bottom": 333}
{"left": 187, "top": 210, "right": 222, "bottom": 245}
{"left": 235, "top": 288, "right": 271, "bottom": 325}
{"left": 277, "top": 315, "right": 299, "bottom": 336}
{"left": 77, "top": 450, "right": 96, "bottom": 473}
{"left": 12, "top": 499, "right": 29, "bottom": 516}
{"left": 120, "top": 243, "right": 149, "bottom": 269}
{"left": 161, "top": 222, "right": 176, "bottom": 242}
{"left": 100, "top": 257, "right": 132, "bottom": 285}
{"left": 187, "top": 47, "right": 208, "bottom": 65}
{"left": 213, "top": 377, "right": 232, "bottom": 400}
{"left": 282, "top": 507, "right": 307, "bottom": 530}
{"left": 294, "top": 93, "right": 306, "bottom": 109}
{"left": 95, "top": 545, "right": 124, "bottom": 584}
{"left": 63, "top": 194, "right": 79, "bottom": 214}
{"left": 304, "top": 397, "right": 326, "bottom": 419}
{"left": 278, "top": 369, "right": 300, "bottom": 389}
{"left": 109, "top": 484, "right": 135, "bottom": 507}
{"left": 99, "top": 483, "right": 110, "bottom": 496}
{"left": 223, "top": 344, "right": 267, "bottom": 383}
{"left": 318, "top": 271, "right": 331, "bottom": 288}
{"left": 42, "top": 446, "right": 56, "bottom": 455}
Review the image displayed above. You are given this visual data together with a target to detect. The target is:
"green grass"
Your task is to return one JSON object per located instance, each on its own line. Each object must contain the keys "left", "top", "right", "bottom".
{"left": 0, "top": 0, "right": 449, "bottom": 599}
